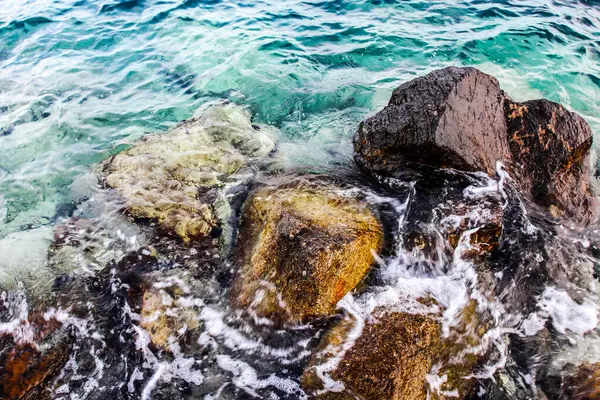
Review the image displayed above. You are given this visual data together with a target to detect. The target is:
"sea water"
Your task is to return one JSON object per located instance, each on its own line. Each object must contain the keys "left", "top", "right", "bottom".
{"left": 1, "top": 0, "right": 600, "bottom": 239}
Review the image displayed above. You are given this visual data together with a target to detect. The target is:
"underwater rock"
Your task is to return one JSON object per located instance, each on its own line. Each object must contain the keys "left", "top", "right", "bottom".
{"left": 140, "top": 279, "right": 201, "bottom": 350}
{"left": 505, "top": 98, "right": 594, "bottom": 221}
{"left": 232, "top": 176, "right": 384, "bottom": 326}
{"left": 354, "top": 67, "right": 510, "bottom": 176}
{"left": 301, "top": 310, "right": 441, "bottom": 400}
{"left": 101, "top": 104, "right": 277, "bottom": 243}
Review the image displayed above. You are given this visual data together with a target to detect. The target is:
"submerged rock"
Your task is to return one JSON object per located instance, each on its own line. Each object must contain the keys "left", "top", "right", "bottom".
{"left": 354, "top": 67, "right": 510, "bottom": 176}
{"left": 102, "top": 104, "right": 277, "bottom": 243}
{"left": 232, "top": 176, "right": 384, "bottom": 326}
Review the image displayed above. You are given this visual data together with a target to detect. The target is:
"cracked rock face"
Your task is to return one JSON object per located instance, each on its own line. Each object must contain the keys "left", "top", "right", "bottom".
{"left": 101, "top": 104, "right": 277, "bottom": 243}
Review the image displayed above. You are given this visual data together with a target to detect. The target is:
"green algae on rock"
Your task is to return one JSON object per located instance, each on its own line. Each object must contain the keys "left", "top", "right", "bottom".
{"left": 101, "top": 104, "right": 277, "bottom": 243}
{"left": 231, "top": 176, "right": 384, "bottom": 326}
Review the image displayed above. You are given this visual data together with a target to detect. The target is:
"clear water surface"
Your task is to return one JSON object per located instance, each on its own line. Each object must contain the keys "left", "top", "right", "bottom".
{"left": 1, "top": 0, "right": 600, "bottom": 239}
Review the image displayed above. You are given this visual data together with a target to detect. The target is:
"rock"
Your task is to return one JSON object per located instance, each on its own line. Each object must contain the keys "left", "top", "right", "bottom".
{"left": 302, "top": 300, "right": 499, "bottom": 400}
{"left": 505, "top": 98, "right": 594, "bottom": 221}
{"left": 0, "top": 288, "right": 72, "bottom": 399}
{"left": 140, "top": 282, "right": 201, "bottom": 349}
{"left": 563, "top": 362, "right": 600, "bottom": 400}
{"left": 301, "top": 310, "right": 441, "bottom": 400}
{"left": 354, "top": 66, "right": 595, "bottom": 223}
{"left": 232, "top": 176, "right": 384, "bottom": 326}
{"left": 0, "top": 341, "right": 71, "bottom": 400}
{"left": 395, "top": 169, "right": 504, "bottom": 262}
{"left": 354, "top": 67, "right": 510, "bottom": 176}
{"left": 102, "top": 104, "right": 277, "bottom": 242}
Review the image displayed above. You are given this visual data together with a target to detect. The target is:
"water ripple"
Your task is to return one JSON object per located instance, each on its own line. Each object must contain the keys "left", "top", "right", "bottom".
{"left": 0, "top": 0, "right": 599, "bottom": 237}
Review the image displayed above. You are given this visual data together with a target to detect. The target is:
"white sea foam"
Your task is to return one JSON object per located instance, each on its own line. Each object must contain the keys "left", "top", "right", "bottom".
{"left": 537, "top": 286, "right": 599, "bottom": 336}
{"left": 216, "top": 354, "right": 305, "bottom": 399}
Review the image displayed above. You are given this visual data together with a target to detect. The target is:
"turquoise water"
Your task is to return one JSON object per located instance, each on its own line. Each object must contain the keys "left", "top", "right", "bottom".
{"left": 1, "top": 0, "right": 600, "bottom": 238}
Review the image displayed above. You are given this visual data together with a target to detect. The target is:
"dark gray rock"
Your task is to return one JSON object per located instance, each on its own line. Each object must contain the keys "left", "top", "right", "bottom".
{"left": 355, "top": 66, "right": 596, "bottom": 223}
{"left": 354, "top": 67, "right": 510, "bottom": 176}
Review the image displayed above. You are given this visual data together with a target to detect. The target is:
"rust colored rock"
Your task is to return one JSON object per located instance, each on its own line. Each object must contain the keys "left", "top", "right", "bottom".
{"left": 0, "top": 342, "right": 70, "bottom": 400}
{"left": 505, "top": 98, "right": 594, "bottom": 221}
{"left": 232, "top": 176, "right": 384, "bottom": 326}
{"left": 354, "top": 67, "right": 510, "bottom": 176}
{"left": 567, "top": 362, "right": 600, "bottom": 400}
{"left": 302, "top": 311, "right": 441, "bottom": 400}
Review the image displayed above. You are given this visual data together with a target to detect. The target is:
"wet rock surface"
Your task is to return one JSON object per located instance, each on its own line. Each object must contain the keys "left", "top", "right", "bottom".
{"left": 505, "top": 98, "right": 595, "bottom": 221}
{"left": 302, "top": 310, "right": 441, "bottom": 400}
{"left": 354, "top": 67, "right": 510, "bottom": 176}
{"left": 101, "top": 104, "right": 277, "bottom": 243}
{"left": 355, "top": 66, "right": 596, "bottom": 223}
{"left": 232, "top": 175, "right": 384, "bottom": 326}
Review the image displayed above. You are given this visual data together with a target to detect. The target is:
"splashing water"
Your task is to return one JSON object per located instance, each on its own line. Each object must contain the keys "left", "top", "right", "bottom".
{"left": 1, "top": 1, "right": 600, "bottom": 399}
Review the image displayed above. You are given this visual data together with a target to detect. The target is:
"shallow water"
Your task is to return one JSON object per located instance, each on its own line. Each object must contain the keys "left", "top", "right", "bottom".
{"left": 2, "top": 1, "right": 600, "bottom": 399}
{"left": 1, "top": 0, "right": 600, "bottom": 238}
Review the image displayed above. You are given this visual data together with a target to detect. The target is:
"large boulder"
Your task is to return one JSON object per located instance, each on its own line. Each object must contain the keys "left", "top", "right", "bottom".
{"left": 231, "top": 176, "right": 384, "bottom": 326}
{"left": 355, "top": 66, "right": 595, "bottom": 222}
{"left": 301, "top": 302, "right": 494, "bottom": 400}
{"left": 505, "top": 98, "right": 594, "bottom": 221}
{"left": 102, "top": 104, "right": 277, "bottom": 242}
{"left": 354, "top": 67, "right": 510, "bottom": 176}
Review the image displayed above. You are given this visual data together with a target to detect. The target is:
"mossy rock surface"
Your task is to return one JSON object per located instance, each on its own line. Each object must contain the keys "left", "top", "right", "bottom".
{"left": 102, "top": 104, "right": 276, "bottom": 242}
{"left": 232, "top": 176, "right": 384, "bottom": 326}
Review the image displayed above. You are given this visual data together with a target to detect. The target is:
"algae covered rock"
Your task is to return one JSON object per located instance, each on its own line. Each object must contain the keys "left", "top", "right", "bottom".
{"left": 102, "top": 104, "right": 277, "bottom": 242}
{"left": 354, "top": 67, "right": 510, "bottom": 176}
{"left": 232, "top": 176, "right": 384, "bottom": 326}
{"left": 139, "top": 278, "right": 202, "bottom": 350}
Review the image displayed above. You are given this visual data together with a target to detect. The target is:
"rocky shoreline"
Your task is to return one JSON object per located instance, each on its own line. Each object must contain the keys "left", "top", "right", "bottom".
{"left": 1, "top": 67, "right": 599, "bottom": 399}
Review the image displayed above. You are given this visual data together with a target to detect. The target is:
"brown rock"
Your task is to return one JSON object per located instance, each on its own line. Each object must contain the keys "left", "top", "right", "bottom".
{"left": 354, "top": 67, "right": 510, "bottom": 176}
{"left": 354, "top": 67, "right": 595, "bottom": 223}
{"left": 302, "top": 300, "right": 497, "bottom": 400}
{"left": 0, "top": 341, "right": 70, "bottom": 399}
{"left": 505, "top": 98, "right": 594, "bottom": 221}
{"left": 302, "top": 311, "right": 441, "bottom": 400}
{"left": 232, "top": 176, "right": 384, "bottom": 326}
